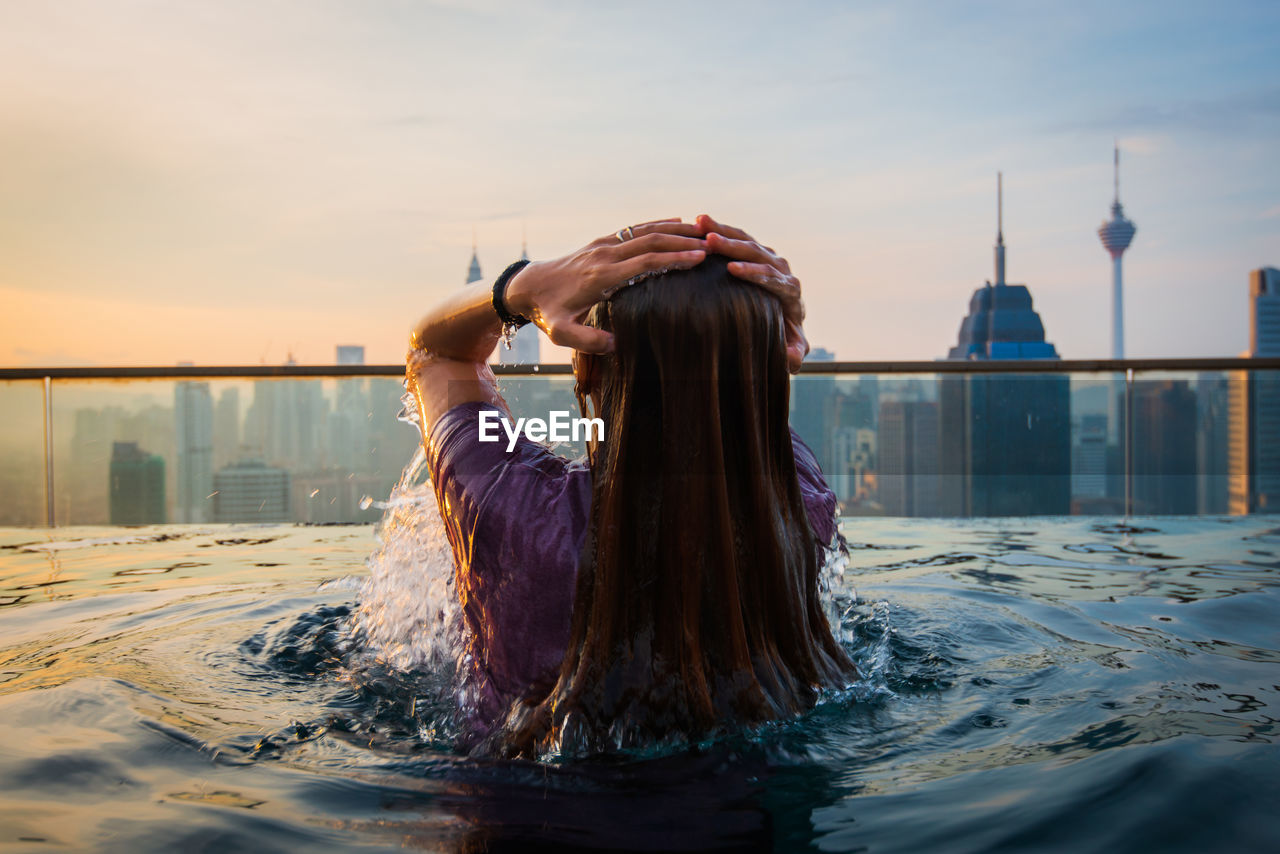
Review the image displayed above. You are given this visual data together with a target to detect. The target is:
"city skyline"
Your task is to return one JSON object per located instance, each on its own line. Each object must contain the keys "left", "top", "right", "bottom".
{"left": 2, "top": 1, "right": 1277, "bottom": 367}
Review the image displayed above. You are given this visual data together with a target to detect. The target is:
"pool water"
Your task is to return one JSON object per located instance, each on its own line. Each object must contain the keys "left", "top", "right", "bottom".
{"left": 1, "top": 514, "right": 1278, "bottom": 852}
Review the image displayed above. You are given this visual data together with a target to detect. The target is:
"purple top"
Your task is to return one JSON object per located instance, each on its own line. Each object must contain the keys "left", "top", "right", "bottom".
{"left": 425, "top": 400, "right": 838, "bottom": 733}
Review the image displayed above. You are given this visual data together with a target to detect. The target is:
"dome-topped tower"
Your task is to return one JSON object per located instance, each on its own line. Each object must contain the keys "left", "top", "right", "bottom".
{"left": 1098, "top": 146, "right": 1137, "bottom": 358}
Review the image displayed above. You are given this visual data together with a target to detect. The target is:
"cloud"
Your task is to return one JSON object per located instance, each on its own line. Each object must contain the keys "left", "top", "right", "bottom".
{"left": 1049, "top": 86, "right": 1280, "bottom": 136}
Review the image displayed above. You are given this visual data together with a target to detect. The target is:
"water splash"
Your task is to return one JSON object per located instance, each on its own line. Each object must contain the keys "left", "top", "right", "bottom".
{"left": 329, "top": 387, "right": 479, "bottom": 748}
{"left": 349, "top": 388, "right": 464, "bottom": 674}
{"left": 847, "top": 600, "right": 895, "bottom": 702}
{"left": 349, "top": 447, "right": 462, "bottom": 674}
{"left": 820, "top": 526, "right": 857, "bottom": 640}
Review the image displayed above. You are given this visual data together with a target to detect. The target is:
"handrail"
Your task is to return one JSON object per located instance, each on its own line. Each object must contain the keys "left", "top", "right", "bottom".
{"left": 9, "top": 356, "right": 1274, "bottom": 528}
{"left": 2, "top": 356, "right": 1277, "bottom": 380}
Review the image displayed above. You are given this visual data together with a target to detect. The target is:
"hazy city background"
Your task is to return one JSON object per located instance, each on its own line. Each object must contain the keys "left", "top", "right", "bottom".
{"left": 1, "top": 2, "right": 1277, "bottom": 523}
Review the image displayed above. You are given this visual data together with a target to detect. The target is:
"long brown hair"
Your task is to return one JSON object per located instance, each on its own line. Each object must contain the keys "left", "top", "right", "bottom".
{"left": 489, "top": 255, "right": 855, "bottom": 757}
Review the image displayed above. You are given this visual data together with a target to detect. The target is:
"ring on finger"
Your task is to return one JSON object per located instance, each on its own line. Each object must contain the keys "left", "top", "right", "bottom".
{"left": 615, "top": 226, "right": 635, "bottom": 242}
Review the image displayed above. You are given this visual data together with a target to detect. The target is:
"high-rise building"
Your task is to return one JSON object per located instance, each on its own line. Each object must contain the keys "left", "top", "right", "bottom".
{"left": 1098, "top": 146, "right": 1137, "bottom": 360}
{"left": 823, "top": 382, "right": 877, "bottom": 506}
{"left": 243, "top": 358, "right": 326, "bottom": 470}
{"left": 292, "top": 470, "right": 383, "bottom": 524}
{"left": 1248, "top": 269, "right": 1280, "bottom": 512}
{"left": 70, "top": 405, "right": 175, "bottom": 524}
{"left": 1249, "top": 267, "right": 1280, "bottom": 357}
{"left": 1132, "top": 380, "right": 1198, "bottom": 514}
{"left": 175, "top": 379, "right": 214, "bottom": 523}
{"left": 878, "top": 400, "right": 940, "bottom": 516}
{"left": 213, "top": 388, "right": 240, "bottom": 470}
{"left": 367, "top": 376, "right": 422, "bottom": 496}
{"left": 1197, "top": 373, "right": 1230, "bottom": 514}
{"left": 68, "top": 407, "right": 114, "bottom": 525}
{"left": 1071, "top": 413, "right": 1109, "bottom": 501}
{"left": 840, "top": 427, "right": 878, "bottom": 510}
{"left": 939, "top": 174, "right": 1071, "bottom": 516}
{"left": 109, "top": 441, "right": 166, "bottom": 524}
{"left": 212, "top": 459, "right": 291, "bottom": 523}
{"left": 466, "top": 234, "right": 483, "bottom": 285}
{"left": 1229, "top": 267, "right": 1280, "bottom": 513}
{"left": 330, "top": 345, "right": 370, "bottom": 473}
{"left": 336, "top": 345, "right": 365, "bottom": 365}
{"left": 947, "top": 175, "right": 1060, "bottom": 362}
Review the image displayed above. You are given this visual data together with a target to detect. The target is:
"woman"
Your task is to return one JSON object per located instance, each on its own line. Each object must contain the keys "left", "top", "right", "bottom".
{"left": 408, "top": 215, "right": 856, "bottom": 758}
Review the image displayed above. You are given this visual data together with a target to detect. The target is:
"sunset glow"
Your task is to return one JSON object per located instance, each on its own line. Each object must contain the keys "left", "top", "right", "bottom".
{"left": 2, "top": 1, "right": 1277, "bottom": 366}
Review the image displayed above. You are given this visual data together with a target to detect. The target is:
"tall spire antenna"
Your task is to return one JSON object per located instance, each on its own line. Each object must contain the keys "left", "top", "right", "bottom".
{"left": 520, "top": 223, "right": 529, "bottom": 261}
{"left": 994, "top": 172, "right": 1006, "bottom": 287}
{"left": 1113, "top": 142, "right": 1120, "bottom": 202}
{"left": 998, "top": 171, "right": 1004, "bottom": 241}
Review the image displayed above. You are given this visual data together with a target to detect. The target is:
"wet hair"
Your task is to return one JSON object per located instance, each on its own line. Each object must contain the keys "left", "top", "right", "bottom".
{"left": 489, "top": 254, "right": 856, "bottom": 757}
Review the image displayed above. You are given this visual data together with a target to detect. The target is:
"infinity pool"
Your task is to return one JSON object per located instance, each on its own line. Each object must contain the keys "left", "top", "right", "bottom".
{"left": 2, "top": 515, "right": 1277, "bottom": 852}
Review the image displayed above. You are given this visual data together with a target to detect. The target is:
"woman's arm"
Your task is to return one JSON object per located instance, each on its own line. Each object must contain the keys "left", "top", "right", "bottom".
{"left": 409, "top": 278, "right": 509, "bottom": 364}
{"left": 408, "top": 219, "right": 706, "bottom": 435}
{"left": 406, "top": 284, "right": 509, "bottom": 435}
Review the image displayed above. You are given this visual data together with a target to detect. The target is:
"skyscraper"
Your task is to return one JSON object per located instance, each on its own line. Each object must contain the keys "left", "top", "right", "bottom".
{"left": 331, "top": 345, "right": 369, "bottom": 473}
{"left": 826, "top": 381, "right": 878, "bottom": 505}
{"left": 1098, "top": 146, "right": 1137, "bottom": 360}
{"left": 1071, "top": 413, "right": 1109, "bottom": 502}
{"left": 243, "top": 357, "right": 325, "bottom": 470}
{"left": 466, "top": 233, "right": 483, "bottom": 285}
{"left": 1229, "top": 267, "right": 1280, "bottom": 513}
{"left": 109, "top": 441, "right": 166, "bottom": 524}
{"left": 1131, "top": 380, "right": 1198, "bottom": 514}
{"left": 947, "top": 175, "right": 1060, "bottom": 361}
{"left": 1196, "top": 373, "right": 1230, "bottom": 514}
{"left": 213, "top": 387, "right": 240, "bottom": 470}
{"left": 878, "top": 400, "right": 940, "bottom": 516}
{"left": 939, "top": 174, "right": 1071, "bottom": 516}
{"left": 1248, "top": 267, "right": 1280, "bottom": 357}
{"left": 212, "top": 459, "right": 291, "bottom": 522}
{"left": 71, "top": 405, "right": 174, "bottom": 524}
{"left": 336, "top": 345, "right": 365, "bottom": 365}
{"left": 175, "top": 379, "right": 214, "bottom": 523}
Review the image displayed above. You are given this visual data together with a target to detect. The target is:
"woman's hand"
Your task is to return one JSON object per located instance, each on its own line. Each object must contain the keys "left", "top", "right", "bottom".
{"left": 504, "top": 219, "right": 706, "bottom": 354}
{"left": 695, "top": 214, "right": 810, "bottom": 373}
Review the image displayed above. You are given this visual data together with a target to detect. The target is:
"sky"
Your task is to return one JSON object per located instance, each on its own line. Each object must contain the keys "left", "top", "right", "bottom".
{"left": 1, "top": 0, "right": 1277, "bottom": 367}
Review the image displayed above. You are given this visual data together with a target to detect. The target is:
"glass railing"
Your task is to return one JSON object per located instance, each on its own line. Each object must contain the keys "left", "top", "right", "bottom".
{"left": 2, "top": 358, "right": 1277, "bottom": 526}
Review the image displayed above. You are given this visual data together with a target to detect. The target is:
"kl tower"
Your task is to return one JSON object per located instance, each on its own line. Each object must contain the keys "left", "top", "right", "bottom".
{"left": 1098, "top": 145, "right": 1137, "bottom": 359}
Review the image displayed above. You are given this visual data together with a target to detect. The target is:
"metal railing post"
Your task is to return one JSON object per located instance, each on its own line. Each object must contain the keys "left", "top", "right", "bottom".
{"left": 43, "top": 375, "right": 55, "bottom": 527}
{"left": 1124, "top": 367, "right": 1134, "bottom": 520}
